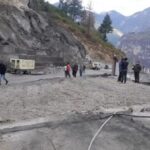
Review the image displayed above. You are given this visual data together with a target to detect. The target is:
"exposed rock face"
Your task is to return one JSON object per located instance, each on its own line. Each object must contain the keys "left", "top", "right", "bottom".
{"left": 0, "top": 0, "right": 86, "bottom": 67}
{"left": 0, "top": 0, "right": 29, "bottom": 8}
{"left": 118, "top": 32, "right": 150, "bottom": 67}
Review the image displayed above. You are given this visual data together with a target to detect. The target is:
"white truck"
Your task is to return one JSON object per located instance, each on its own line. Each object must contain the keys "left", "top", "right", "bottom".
{"left": 10, "top": 58, "right": 35, "bottom": 74}
{"left": 91, "top": 62, "right": 101, "bottom": 70}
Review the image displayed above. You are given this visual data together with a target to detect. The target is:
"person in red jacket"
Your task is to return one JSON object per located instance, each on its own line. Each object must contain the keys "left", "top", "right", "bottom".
{"left": 66, "top": 62, "right": 71, "bottom": 78}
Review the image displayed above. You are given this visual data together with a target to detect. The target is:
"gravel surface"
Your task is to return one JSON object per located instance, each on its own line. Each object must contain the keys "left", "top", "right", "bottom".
{"left": 0, "top": 70, "right": 150, "bottom": 122}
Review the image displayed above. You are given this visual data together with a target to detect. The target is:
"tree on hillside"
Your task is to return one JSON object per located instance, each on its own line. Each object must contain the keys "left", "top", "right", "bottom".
{"left": 81, "top": 1, "right": 95, "bottom": 35}
{"left": 59, "top": 0, "right": 70, "bottom": 14}
{"left": 68, "top": 0, "right": 82, "bottom": 21}
{"left": 98, "top": 14, "right": 113, "bottom": 42}
{"left": 59, "top": 0, "right": 83, "bottom": 21}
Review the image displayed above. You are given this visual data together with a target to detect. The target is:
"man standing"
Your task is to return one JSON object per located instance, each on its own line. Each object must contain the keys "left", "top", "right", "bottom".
{"left": 118, "top": 58, "right": 123, "bottom": 82}
{"left": 132, "top": 63, "right": 142, "bottom": 83}
{"left": 72, "top": 64, "right": 78, "bottom": 77}
{"left": 0, "top": 62, "right": 8, "bottom": 85}
{"left": 79, "top": 64, "right": 83, "bottom": 77}
{"left": 121, "top": 58, "right": 128, "bottom": 84}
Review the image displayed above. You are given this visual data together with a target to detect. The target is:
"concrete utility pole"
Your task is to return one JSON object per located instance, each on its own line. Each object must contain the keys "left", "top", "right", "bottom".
{"left": 112, "top": 55, "right": 118, "bottom": 76}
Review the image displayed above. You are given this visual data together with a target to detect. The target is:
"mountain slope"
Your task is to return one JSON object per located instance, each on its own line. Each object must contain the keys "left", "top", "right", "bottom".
{"left": 118, "top": 31, "right": 150, "bottom": 67}
{"left": 0, "top": 0, "right": 86, "bottom": 67}
{"left": 94, "top": 11, "right": 126, "bottom": 30}
{"left": 120, "top": 7, "right": 150, "bottom": 33}
{"left": 96, "top": 7, "right": 150, "bottom": 33}
{"left": 95, "top": 8, "right": 150, "bottom": 48}
{"left": 0, "top": 0, "right": 123, "bottom": 68}
{"left": 94, "top": 11, "right": 125, "bottom": 46}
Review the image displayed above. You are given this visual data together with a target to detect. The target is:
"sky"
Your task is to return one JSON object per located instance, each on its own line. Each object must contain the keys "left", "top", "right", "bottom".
{"left": 46, "top": 0, "right": 150, "bottom": 16}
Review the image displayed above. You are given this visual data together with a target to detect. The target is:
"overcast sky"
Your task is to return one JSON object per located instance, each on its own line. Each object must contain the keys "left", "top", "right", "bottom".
{"left": 46, "top": 0, "right": 150, "bottom": 16}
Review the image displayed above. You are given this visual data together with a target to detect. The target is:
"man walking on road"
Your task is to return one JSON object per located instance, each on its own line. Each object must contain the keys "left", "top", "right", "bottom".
{"left": 0, "top": 62, "right": 8, "bottom": 85}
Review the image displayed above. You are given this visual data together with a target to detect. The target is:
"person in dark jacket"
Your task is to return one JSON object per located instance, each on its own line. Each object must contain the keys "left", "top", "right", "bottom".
{"left": 121, "top": 58, "right": 128, "bottom": 83}
{"left": 79, "top": 64, "right": 83, "bottom": 77}
{"left": 0, "top": 62, "right": 8, "bottom": 85}
{"left": 118, "top": 58, "right": 124, "bottom": 82}
{"left": 132, "top": 63, "right": 142, "bottom": 83}
{"left": 72, "top": 64, "right": 78, "bottom": 77}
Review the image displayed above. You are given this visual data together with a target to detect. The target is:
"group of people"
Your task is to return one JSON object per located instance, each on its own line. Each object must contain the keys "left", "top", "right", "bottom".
{"left": 0, "top": 62, "right": 8, "bottom": 85}
{"left": 0, "top": 59, "right": 143, "bottom": 85}
{"left": 64, "top": 63, "right": 86, "bottom": 78}
{"left": 118, "top": 57, "right": 142, "bottom": 83}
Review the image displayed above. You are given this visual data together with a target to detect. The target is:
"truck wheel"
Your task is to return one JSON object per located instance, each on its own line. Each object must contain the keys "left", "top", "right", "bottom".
{"left": 23, "top": 70, "right": 27, "bottom": 74}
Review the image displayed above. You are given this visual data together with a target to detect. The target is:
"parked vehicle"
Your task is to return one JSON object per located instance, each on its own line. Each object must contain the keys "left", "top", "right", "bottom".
{"left": 91, "top": 62, "right": 101, "bottom": 70}
{"left": 10, "top": 58, "right": 35, "bottom": 74}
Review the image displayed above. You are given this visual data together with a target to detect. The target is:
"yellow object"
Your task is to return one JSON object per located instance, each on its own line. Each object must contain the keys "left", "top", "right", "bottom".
{"left": 10, "top": 58, "right": 35, "bottom": 70}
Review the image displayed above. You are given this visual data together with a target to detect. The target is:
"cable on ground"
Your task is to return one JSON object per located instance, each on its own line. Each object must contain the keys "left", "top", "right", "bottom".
{"left": 87, "top": 112, "right": 150, "bottom": 150}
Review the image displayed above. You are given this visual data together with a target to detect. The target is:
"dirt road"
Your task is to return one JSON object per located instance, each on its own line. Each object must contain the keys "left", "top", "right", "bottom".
{"left": 0, "top": 70, "right": 150, "bottom": 122}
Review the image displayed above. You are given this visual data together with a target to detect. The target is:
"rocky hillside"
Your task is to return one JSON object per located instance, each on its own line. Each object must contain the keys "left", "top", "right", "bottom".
{"left": 118, "top": 31, "right": 150, "bottom": 67}
{"left": 0, "top": 0, "right": 28, "bottom": 7}
{"left": 0, "top": 0, "right": 87, "bottom": 67}
{"left": 0, "top": 0, "right": 122, "bottom": 68}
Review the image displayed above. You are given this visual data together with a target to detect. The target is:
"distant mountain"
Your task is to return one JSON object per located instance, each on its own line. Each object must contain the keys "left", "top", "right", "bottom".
{"left": 107, "top": 28, "right": 124, "bottom": 46}
{"left": 95, "top": 7, "right": 150, "bottom": 47}
{"left": 94, "top": 11, "right": 125, "bottom": 46}
{"left": 95, "top": 7, "right": 150, "bottom": 33}
{"left": 118, "top": 30, "right": 150, "bottom": 67}
{"left": 120, "top": 7, "right": 150, "bottom": 33}
{"left": 94, "top": 10, "right": 126, "bottom": 31}
{"left": 94, "top": 8, "right": 150, "bottom": 67}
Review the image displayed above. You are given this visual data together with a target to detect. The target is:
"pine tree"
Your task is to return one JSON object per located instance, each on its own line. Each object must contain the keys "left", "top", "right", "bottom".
{"left": 98, "top": 14, "right": 113, "bottom": 42}
{"left": 68, "top": 0, "right": 82, "bottom": 21}
{"left": 59, "top": 0, "right": 69, "bottom": 14}
{"left": 59, "top": 0, "right": 83, "bottom": 21}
